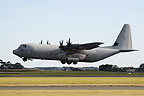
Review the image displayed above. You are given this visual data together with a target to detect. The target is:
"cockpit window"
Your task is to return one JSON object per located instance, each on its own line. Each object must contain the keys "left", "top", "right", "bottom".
{"left": 23, "top": 44, "right": 27, "bottom": 48}
{"left": 18, "top": 44, "right": 27, "bottom": 49}
{"left": 18, "top": 45, "right": 22, "bottom": 49}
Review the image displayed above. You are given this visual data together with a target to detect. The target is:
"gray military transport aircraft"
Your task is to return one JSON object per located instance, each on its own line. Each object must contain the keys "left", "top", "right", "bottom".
{"left": 13, "top": 24, "right": 136, "bottom": 64}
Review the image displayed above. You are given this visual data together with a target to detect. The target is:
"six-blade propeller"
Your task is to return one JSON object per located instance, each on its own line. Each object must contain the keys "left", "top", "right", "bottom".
{"left": 59, "top": 38, "right": 74, "bottom": 50}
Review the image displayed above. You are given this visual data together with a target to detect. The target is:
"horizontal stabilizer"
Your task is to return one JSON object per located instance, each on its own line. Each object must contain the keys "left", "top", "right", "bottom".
{"left": 120, "top": 50, "right": 138, "bottom": 52}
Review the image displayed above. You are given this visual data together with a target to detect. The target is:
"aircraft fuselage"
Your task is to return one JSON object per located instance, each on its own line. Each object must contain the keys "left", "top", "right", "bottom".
{"left": 13, "top": 24, "right": 136, "bottom": 64}
{"left": 13, "top": 43, "right": 120, "bottom": 64}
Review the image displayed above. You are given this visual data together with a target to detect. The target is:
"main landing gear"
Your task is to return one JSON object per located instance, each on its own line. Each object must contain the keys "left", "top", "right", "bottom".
{"left": 60, "top": 61, "right": 78, "bottom": 65}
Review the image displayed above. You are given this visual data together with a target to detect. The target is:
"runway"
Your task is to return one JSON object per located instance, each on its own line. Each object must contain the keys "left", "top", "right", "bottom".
{"left": 0, "top": 86, "right": 144, "bottom": 90}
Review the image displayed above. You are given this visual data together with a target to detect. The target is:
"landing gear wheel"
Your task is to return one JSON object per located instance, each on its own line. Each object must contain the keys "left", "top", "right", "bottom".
{"left": 61, "top": 61, "right": 66, "bottom": 64}
{"left": 67, "top": 61, "right": 72, "bottom": 65}
{"left": 73, "top": 62, "right": 77, "bottom": 65}
{"left": 23, "top": 57, "right": 27, "bottom": 62}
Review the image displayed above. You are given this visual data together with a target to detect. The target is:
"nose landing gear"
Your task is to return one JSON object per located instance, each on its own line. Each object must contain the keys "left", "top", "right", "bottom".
{"left": 22, "top": 57, "right": 27, "bottom": 62}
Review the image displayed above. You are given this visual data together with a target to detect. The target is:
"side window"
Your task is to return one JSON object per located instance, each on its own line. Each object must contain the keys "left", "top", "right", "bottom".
{"left": 18, "top": 44, "right": 27, "bottom": 50}
{"left": 18, "top": 45, "right": 22, "bottom": 49}
{"left": 23, "top": 45, "right": 27, "bottom": 48}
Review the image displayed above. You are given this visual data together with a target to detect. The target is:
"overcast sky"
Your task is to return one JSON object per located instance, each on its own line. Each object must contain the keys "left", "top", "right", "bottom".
{"left": 0, "top": 0, "right": 143, "bottom": 68}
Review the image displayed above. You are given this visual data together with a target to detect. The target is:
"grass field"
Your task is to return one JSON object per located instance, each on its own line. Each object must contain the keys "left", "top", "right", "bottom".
{"left": 0, "top": 77, "right": 144, "bottom": 86}
{"left": 0, "top": 90, "right": 144, "bottom": 96}
{"left": 1, "top": 69, "right": 144, "bottom": 77}
{"left": 0, "top": 71, "right": 144, "bottom": 96}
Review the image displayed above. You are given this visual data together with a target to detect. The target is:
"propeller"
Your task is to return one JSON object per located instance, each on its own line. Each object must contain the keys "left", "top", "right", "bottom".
{"left": 59, "top": 38, "right": 74, "bottom": 50}
{"left": 59, "top": 40, "right": 64, "bottom": 48}
{"left": 47, "top": 41, "right": 50, "bottom": 45}
{"left": 66, "top": 38, "right": 72, "bottom": 46}
{"left": 40, "top": 40, "right": 43, "bottom": 44}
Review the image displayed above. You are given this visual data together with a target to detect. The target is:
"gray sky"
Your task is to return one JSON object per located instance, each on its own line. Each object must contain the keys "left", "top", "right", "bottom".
{"left": 0, "top": 0, "right": 143, "bottom": 68}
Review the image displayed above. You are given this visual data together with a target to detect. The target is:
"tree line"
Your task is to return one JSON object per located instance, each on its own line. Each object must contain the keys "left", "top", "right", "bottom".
{"left": 0, "top": 59, "right": 24, "bottom": 69}
{"left": 99, "top": 63, "right": 144, "bottom": 72}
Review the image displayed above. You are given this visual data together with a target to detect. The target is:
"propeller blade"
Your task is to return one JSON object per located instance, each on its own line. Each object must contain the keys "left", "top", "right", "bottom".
{"left": 67, "top": 38, "right": 72, "bottom": 46}
{"left": 62, "top": 40, "right": 63, "bottom": 45}
{"left": 40, "top": 40, "right": 42, "bottom": 44}
{"left": 69, "top": 38, "right": 70, "bottom": 43}
{"left": 59, "top": 40, "right": 64, "bottom": 48}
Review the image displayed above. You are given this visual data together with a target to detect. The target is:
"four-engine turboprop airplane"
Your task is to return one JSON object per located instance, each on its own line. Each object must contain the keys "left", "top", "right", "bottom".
{"left": 13, "top": 24, "right": 136, "bottom": 64}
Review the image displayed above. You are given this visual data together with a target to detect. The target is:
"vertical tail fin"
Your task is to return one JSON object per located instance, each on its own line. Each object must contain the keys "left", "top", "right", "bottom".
{"left": 113, "top": 24, "right": 135, "bottom": 52}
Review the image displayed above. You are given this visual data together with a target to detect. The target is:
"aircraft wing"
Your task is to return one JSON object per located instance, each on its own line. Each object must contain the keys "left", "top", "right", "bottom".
{"left": 78, "top": 42, "right": 104, "bottom": 50}
{"left": 59, "top": 38, "right": 104, "bottom": 51}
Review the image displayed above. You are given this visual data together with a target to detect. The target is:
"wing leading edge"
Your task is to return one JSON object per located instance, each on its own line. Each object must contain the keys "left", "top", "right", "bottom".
{"left": 59, "top": 41, "right": 104, "bottom": 51}
{"left": 78, "top": 42, "right": 104, "bottom": 50}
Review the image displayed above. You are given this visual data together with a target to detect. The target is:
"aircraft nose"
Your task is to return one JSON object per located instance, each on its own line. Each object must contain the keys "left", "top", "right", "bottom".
{"left": 13, "top": 49, "right": 18, "bottom": 55}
